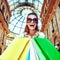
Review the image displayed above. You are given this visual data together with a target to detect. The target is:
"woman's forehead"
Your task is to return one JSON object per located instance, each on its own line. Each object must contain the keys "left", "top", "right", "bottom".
{"left": 27, "top": 15, "right": 37, "bottom": 18}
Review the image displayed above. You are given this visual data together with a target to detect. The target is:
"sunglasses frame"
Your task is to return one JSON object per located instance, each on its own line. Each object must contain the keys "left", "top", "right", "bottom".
{"left": 27, "top": 18, "right": 38, "bottom": 23}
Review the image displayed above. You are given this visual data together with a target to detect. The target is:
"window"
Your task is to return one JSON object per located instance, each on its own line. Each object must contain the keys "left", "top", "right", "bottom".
{"left": 54, "top": 36, "right": 57, "bottom": 46}
{"left": 2, "top": 5, "right": 5, "bottom": 14}
{"left": 51, "top": 19, "right": 54, "bottom": 33}
{"left": 47, "top": 29, "right": 48, "bottom": 38}
{"left": 58, "top": 4, "right": 60, "bottom": 8}
{"left": 55, "top": 15, "right": 59, "bottom": 33}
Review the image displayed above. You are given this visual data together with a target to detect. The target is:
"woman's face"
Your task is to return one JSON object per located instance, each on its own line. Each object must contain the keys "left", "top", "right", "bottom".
{"left": 27, "top": 14, "right": 38, "bottom": 31}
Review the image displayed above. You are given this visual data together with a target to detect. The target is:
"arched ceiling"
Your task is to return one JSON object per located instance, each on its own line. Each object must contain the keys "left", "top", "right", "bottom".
{"left": 7, "top": 0, "right": 44, "bottom": 35}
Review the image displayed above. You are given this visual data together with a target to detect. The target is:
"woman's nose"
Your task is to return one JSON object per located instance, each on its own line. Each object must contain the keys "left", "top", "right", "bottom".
{"left": 31, "top": 20, "right": 34, "bottom": 23}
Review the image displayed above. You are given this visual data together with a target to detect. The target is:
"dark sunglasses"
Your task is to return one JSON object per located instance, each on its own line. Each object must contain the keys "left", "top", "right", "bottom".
{"left": 27, "top": 18, "right": 38, "bottom": 23}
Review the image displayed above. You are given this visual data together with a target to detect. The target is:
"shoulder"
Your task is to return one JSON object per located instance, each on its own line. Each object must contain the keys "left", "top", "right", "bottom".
{"left": 20, "top": 32, "right": 29, "bottom": 38}
{"left": 36, "top": 32, "right": 45, "bottom": 38}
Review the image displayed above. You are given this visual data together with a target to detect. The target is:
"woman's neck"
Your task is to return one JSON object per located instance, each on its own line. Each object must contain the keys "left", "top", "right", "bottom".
{"left": 29, "top": 30, "right": 37, "bottom": 37}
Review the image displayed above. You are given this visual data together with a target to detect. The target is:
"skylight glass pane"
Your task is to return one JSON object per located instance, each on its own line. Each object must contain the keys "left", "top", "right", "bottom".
{"left": 28, "top": 0, "right": 32, "bottom": 3}
{"left": 10, "top": 5, "right": 15, "bottom": 10}
{"left": 38, "top": 20, "right": 42, "bottom": 30}
{"left": 19, "top": 0, "right": 25, "bottom": 2}
{"left": 22, "top": 23, "right": 26, "bottom": 28}
{"left": 13, "top": 0, "right": 18, "bottom": 3}
{"left": 39, "top": 0, "right": 44, "bottom": 4}
{"left": 11, "top": 19, "right": 18, "bottom": 25}
{"left": 7, "top": 0, "right": 10, "bottom": 1}
{"left": 8, "top": 24, "right": 14, "bottom": 31}
{"left": 16, "top": 16, "right": 21, "bottom": 20}
{"left": 19, "top": 17, "right": 25, "bottom": 22}
{"left": 13, "top": 27, "right": 20, "bottom": 34}
{"left": 9, "top": 1, "right": 13, "bottom": 6}
{"left": 20, "top": 28, "right": 24, "bottom": 34}
{"left": 34, "top": 1, "right": 38, "bottom": 9}
{"left": 38, "top": 3, "right": 42, "bottom": 11}
{"left": 15, "top": 14, "right": 20, "bottom": 18}
{"left": 16, "top": 21, "right": 22, "bottom": 27}
{"left": 10, "top": 16, "right": 15, "bottom": 22}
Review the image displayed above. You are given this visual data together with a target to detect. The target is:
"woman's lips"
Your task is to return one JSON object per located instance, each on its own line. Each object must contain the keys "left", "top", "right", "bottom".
{"left": 30, "top": 25, "right": 34, "bottom": 27}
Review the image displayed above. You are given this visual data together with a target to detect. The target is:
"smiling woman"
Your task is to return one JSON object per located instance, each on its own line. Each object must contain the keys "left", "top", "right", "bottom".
{"left": 20, "top": 12, "right": 45, "bottom": 38}
{"left": 7, "top": 0, "right": 44, "bottom": 35}
{"left": 19, "top": 12, "right": 45, "bottom": 60}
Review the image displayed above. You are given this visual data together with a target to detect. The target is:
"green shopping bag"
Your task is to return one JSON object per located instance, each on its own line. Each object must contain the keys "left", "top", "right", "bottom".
{"left": 33, "top": 36, "right": 60, "bottom": 60}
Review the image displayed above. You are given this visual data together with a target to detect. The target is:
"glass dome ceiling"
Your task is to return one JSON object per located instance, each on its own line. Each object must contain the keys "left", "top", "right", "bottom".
{"left": 7, "top": 0, "right": 44, "bottom": 35}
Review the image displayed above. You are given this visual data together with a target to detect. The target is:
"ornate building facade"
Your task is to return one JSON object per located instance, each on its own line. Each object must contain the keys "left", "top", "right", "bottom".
{"left": 0, "top": 0, "right": 11, "bottom": 54}
{"left": 0, "top": 0, "right": 60, "bottom": 55}
{"left": 40, "top": 0, "right": 60, "bottom": 45}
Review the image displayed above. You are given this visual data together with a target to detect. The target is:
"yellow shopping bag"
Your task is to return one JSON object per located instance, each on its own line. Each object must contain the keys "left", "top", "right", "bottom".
{"left": 0, "top": 38, "right": 30, "bottom": 60}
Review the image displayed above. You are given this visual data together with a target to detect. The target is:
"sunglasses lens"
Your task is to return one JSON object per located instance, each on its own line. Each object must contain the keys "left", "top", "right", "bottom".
{"left": 27, "top": 18, "right": 32, "bottom": 22}
{"left": 27, "top": 18, "right": 38, "bottom": 23}
{"left": 33, "top": 18, "right": 38, "bottom": 23}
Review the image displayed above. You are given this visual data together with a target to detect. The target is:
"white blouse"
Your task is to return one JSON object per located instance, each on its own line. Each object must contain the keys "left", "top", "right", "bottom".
{"left": 19, "top": 32, "right": 45, "bottom": 60}
{"left": 20, "top": 32, "right": 45, "bottom": 38}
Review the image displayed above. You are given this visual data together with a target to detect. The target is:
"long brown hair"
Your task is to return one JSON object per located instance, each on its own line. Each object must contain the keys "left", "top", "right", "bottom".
{"left": 24, "top": 12, "right": 39, "bottom": 34}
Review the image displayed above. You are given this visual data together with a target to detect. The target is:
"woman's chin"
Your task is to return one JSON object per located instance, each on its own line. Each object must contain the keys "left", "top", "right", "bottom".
{"left": 29, "top": 27, "right": 35, "bottom": 30}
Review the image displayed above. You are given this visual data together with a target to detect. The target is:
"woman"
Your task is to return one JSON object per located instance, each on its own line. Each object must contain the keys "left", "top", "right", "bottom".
{"left": 20, "top": 12, "right": 45, "bottom": 38}
{"left": 20, "top": 12, "right": 45, "bottom": 60}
